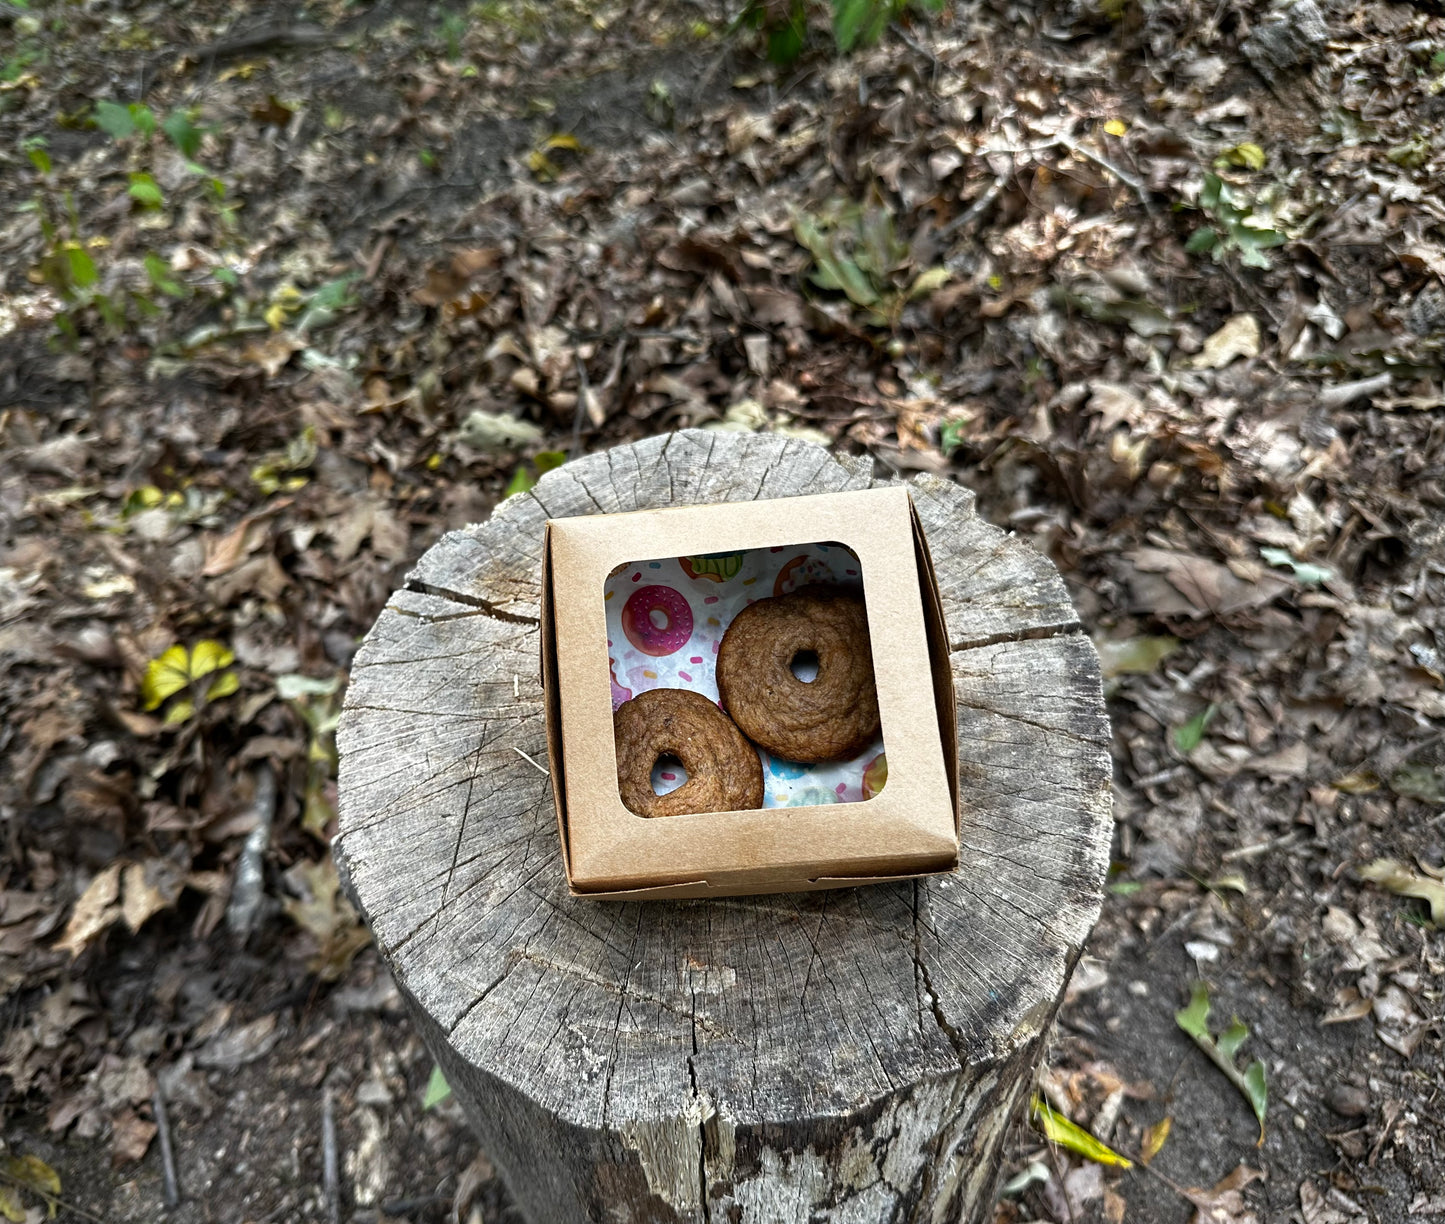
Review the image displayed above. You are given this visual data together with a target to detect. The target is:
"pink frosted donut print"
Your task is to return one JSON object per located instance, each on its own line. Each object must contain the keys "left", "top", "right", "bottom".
{"left": 622, "top": 585, "right": 693, "bottom": 656}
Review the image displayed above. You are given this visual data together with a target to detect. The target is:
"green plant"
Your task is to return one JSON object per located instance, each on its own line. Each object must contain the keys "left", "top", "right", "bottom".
{"left": 792, "top": 191, "right": 948, "bottom": 327}
{"left": 736, "top": 0, "right": 943, "bottom": 63}
{"left": 1183, "top": 173, "right": 1286, "bottom": 269}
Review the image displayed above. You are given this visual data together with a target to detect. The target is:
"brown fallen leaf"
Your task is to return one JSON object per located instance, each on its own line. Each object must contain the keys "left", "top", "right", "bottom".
{"left": 121, "top": 859, "right": 185, "bottom": 933}
{"left": 1186, "top": 1163, "right": 1263, "bottom": 1224}
{"left": 1127, "top": 547, "right": 1291, "bottom": 620}
{"left": 111, "top": 1106, "right": 158, "bottom": 1165}
{"left": 53, "top": 863, "right": 123, "bottom": 958}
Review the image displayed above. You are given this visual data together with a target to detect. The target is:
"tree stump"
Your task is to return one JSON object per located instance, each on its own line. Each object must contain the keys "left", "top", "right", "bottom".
{"left": 335, "top": 430, "right": 1112, "bottom": 1224}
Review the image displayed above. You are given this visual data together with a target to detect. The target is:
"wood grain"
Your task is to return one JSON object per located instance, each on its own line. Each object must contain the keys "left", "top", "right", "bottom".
{"left": 336, "top": 430, "right": 1111, "bottom": 1223}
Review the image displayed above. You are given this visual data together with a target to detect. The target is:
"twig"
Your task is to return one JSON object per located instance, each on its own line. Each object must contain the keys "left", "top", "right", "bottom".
{"left": 322, "top": 1088, "right": 340, "bottom": 1224}
{"left": 1221, "top": 831, "right": 1301, "bottom": 862}
{"left": 1319, "top": 372, "right": 1391, "bottom": 408}
{"left": 153, "top": 1086, "right": 180, "bottom": 1207}
{"left": 937, "top": 174, "right": 1009, "bottom": 239}
{"left": 1054, "top": 133, "right": 1156, "bottom": 214}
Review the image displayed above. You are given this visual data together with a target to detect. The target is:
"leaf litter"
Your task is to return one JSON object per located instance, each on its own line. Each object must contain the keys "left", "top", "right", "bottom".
{"left": 2, "top": 0, "right": 1444, "bottom": 1216}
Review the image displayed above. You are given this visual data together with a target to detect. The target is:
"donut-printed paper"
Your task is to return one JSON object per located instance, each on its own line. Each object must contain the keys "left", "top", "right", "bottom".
{"left": 604, "top": 542, "right": 887, "bottom": 809}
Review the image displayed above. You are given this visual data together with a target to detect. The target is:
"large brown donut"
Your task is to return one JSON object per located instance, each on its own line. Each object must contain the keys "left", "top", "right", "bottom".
{"left": 613, "top": 688, "right": 763, "bottom": 817}
{"left": 716, "top": 587, "right": 881, "bottom": 763}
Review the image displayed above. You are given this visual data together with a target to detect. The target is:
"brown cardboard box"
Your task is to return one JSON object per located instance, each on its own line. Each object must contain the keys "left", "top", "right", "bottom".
{"left": 540, "top": 486, "right": 959, "bottom": 899}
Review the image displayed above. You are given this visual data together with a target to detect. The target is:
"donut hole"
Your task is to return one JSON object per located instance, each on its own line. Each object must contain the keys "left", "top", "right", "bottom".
{"left": 648, "top": 607, "right": 671, "bottom": 630}
{"left": 789, "top": 649, "right": 820, "bottom": 683}
{"left": 651, "top": 753, "right": 688, "bottom": 797}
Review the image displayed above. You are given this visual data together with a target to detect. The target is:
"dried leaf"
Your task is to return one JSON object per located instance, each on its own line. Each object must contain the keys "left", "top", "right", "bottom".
{"left": 1030, "top": 1096, "right": 1133, "bottom": 1168}
{"left": 1189, "top": 313, "right": 1262, "bottom": 369}
{"left": 282, "top": 858, "right": 371, "bottom": 981}
{"left": 1141, "top": 1116, "right": 1171, "bottom": 1164}
{"left": 121, "top": 859, "right": 183, "bottom": 933}
{"left": 110, "top": 1107, "right": 157, "bottom": 1165}
{"left": 1186, "top": 1164, "right": 1263, "bottom": 1224}
{"left": 53, "top": 863, "right": 123, "bottom": 957}
{"left": 1360, "top": 859, "right": 1443, "bottom": 927}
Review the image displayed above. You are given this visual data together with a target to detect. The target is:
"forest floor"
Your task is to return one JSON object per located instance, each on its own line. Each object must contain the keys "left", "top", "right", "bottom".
{"left": 2, "top": 0, "right": 1444, "bottom": 1221}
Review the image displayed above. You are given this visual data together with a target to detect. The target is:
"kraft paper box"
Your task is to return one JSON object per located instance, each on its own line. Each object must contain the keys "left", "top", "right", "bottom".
{"left": 540, "top": 486, "right": 959, "bottom": 899}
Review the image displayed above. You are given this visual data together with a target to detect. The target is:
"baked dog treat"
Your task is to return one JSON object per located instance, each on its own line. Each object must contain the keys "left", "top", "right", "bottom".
{"left": 613, "top": 688, "right": 763, "bottom": 817}
{"left": 716, "top": 587, "right": 881, "bottom": 763}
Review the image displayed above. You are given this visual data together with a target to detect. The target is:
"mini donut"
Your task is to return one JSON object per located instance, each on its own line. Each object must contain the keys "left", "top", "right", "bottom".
{"left": 613, "top": 689, "right": 763, "bottom": 817}
{"left": 621, "top": 585, "right": 693, "bottom": 657}
{"left": 716, "top": 587, "right": 880, "bottom": 763}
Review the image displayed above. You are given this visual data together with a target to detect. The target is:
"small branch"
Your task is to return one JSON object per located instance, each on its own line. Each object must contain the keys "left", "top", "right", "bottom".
{"left": 938, "top": 175, "right": 1009, "bottom": 239}
{"left": 1054, "top": 133, "right": 1155, "bottom": 214}
{"left": 153, "top": 1086, "right": 180, "bottom": 1207}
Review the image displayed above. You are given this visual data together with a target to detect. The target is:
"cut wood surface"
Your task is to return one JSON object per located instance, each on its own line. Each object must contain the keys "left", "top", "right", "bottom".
{"left": 335, "top": 430, "right": 1112, "bottom": 1223}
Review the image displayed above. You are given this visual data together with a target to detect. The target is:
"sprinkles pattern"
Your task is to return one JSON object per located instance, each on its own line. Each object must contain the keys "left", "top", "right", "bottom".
{"left": 604, "top": 541, "right": 885, "bottom": 808}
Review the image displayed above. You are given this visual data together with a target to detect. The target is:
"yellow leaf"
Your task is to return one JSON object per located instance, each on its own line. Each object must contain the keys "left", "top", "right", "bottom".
{"left": 541, "top": 133, "right": 586, "bottom": 152}
{"left": 207, "top": 670, "right": 240, "bottom": 701}
{"left": 1104, "top": 118, "right": 1127, "bottom": 136}
{"left": 0, "top": 1187, "right": 25, "bottom": 1223}
{"left": 1332, "top": 769, "right": 1379, "bottom": 794}
{"left": 141, "top": 644, "right": 191, "bottom": 709}
{"left": 2, "top": 1154, "right": 61, "bottom": 1218}
{"left": 907, "top": 266, "right": 951, "bottom": 300}
{"left": 52, "top": 863, "right": 123, "bottom": 958}
{"left": 264, "top": 301, "right": 288, "bottom": 330}
{"left": 162, "top": 698, "right": 195, "bottom": 725}
{"left": 188, "top": 639, "right": 234, "bottom": 680}
{"left": 1141, "top": 1116, "right": 1171, "bottom": 1164}
{"left": 1031, "top": 1097, "right": 1133, "bottom": 1168}
{"left": 526, "top": 149, "right": 559, "bottom": 181}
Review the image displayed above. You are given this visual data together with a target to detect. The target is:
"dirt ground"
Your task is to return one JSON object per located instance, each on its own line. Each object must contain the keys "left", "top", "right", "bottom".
{"left": 2, "top": 0, "right": 1443, "bottom": 1221}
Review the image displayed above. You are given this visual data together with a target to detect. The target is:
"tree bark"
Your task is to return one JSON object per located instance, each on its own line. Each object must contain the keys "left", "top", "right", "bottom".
{"left": 335, "top": 430, "right": 1112, "bottom": 1223}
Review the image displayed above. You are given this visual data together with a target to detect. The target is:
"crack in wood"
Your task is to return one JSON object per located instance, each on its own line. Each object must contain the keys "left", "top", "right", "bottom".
{"left": 403, "top": 579, "right": 540, "bottom": 624}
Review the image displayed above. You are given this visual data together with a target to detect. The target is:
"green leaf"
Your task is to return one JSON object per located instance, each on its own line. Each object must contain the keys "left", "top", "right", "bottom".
{"left": 1175, "top": 983, "right": 1267, "bottom": 1143}
{"left": 130, "top": 103, "right": 157, "bottom": 138}
{"left": 1185, "top": 226, "right": 1219, "bottom": 254}
{"left": 423, "top": 1064, "right": 452, "bottom": 1109}
{"left": 23, "top": 136, "right": 51, "bottom": 175}
{"left": 145, "top": 253, "right": 186, "bottom": 297}
{"left": 1030, "top": 1097, "right": 1133, "bottom": 1167}
{"left": 534, "top": 450, "right": 567, "bottom": 474}
{"left": 1108, "top": 880, "right": 1143, "bottom": 896}
{"left": 1260, "top": 546, "right": 1331, "bottom": 586}
{"left": 163, "top": 109, "right": 203, "bottom": 158}
{"left": 94, "top": 99, "right": 135, "bottom": 139}
{"left": 1095, "top": 634, "right": 1179, "bottom": 679}
{"left": 504, "top": 463, "right": 537, "bottom": 498}
{"left": 1173, "top": 703, "right": 1218, "bottom": 753}
{"left": 63, "top": 243, "right": 97, "bottom": 289}
{"left": 128, "top": 171, "right": 163, "bottom": 208}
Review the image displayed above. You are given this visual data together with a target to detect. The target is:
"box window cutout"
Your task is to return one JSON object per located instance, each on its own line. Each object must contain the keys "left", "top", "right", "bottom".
{"left": 605, "top": 541, "right": 887, "bottom": 815}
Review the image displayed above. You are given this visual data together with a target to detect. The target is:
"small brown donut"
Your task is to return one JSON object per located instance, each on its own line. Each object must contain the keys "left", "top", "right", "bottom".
{"left": 613, "top": 688, "right": 763, "bottom": 818}
{"left": 716, "top": 587, "right": 881, "bottom": 763}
